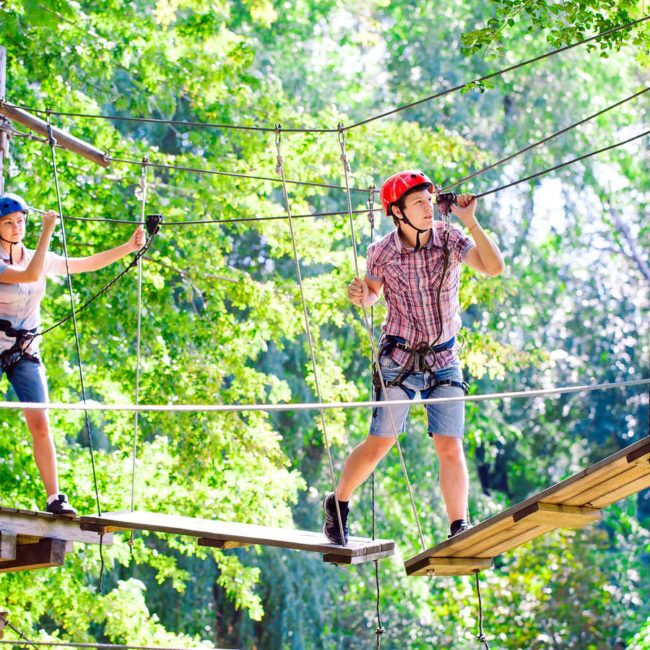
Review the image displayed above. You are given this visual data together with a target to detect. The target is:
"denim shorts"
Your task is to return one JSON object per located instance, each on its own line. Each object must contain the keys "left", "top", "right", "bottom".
{"left": 1, "top": 356, "right": 49, "bottom": 403}
{"left": 369, "top": 354, "right": 465, "bottom": 438}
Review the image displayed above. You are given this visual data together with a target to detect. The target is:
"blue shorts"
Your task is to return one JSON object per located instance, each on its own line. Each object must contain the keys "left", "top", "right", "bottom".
{"left": 369, "top": 354, "right": 465, "bottom": 438}
{"left": 1, "top": 356, "right": 49, "bottom": 404}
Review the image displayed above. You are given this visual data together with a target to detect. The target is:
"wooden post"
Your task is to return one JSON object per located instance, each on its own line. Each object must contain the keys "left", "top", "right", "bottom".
{"left": 0, "top": 46, "right": 7, "bottom": 194}
{"left": 0, "top": 101, "right": 109, "bottom": 168}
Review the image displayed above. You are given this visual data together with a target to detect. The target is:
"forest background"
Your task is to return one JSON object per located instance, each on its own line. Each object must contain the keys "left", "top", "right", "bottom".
{"left": 0, "top": 0, "right": 648, "bottom": 648}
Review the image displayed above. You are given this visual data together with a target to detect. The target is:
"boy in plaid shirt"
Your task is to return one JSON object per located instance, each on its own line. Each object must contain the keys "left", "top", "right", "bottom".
{"left": 324, "top": 171, "right": 505, "bottom": 544}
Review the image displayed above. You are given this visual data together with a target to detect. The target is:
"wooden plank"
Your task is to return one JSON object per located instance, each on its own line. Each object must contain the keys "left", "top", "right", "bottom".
{"left": 0, "top": 538, "right": 67, "bottom": 573}
{"left": 405, "top": 436, "right": 650, "bottom": 569}
{"left": 323, "top": 548, "right": 395, "bottom": 565}
{"left": 464, "top": 521, "right": 542, "bottom": 558}
{"left": 561, "top": 463, "right": 650, "bottom": 508}
{"left": 589, "top": 473, "right": 650, "bottom": 508}
{"left": 0, "top": 532, "right": 16, "bottom": 560}
{"left": 81, "top": 511, "right": 395, "bottom": 559}
{"left": 513, "top": 503, "right": 601, "bottom": 528}
{"left": 514, "top": 436, "right": 650, "bottom": 509}
{"left": 407, "top": 557, "right": 493, "bottom": 577}
{"left": 198, "top": 538, "right": 250, "bottom": 550}
{"left": 474, "top": 524, "right": 555, "bottom": 558}
{"left": 544, "top": 462, "right": 635, "bottom": 505}
{"left": 0, "top": 508, "right": 111, "bottom": 546}
{"left": 433, "top": 516, "right": 517, "bottom": 558}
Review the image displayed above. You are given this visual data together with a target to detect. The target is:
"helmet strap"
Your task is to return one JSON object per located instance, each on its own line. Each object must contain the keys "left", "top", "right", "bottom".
{"left": 393, "top": 205, "right": 429, "bottom": 253}
{"left": 0, "top": 235, "right": 20, "bottom": 264}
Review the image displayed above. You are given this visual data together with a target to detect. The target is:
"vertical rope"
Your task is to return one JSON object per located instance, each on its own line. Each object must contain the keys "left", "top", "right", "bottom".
{"left": 275, "top": 125, "right": 346, "bottom": 545}
{"left": 337, "top": 125, "right": 426, "bottom": 553}
{"left": 367, "top": 187, "right": 384, "bottom": 649}
{"left": 474, "top": 571, "right": 489, "bottom": 648}
{"left": 45, "top": 111, "right": 105, "bottom": 587}
{"left": 129, "top": 157, "right": 148, "bottom": 556}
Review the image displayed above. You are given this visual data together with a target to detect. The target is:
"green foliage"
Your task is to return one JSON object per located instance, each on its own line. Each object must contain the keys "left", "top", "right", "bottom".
{"left": 0, "top": 0, "right": 647, "bottom": 648}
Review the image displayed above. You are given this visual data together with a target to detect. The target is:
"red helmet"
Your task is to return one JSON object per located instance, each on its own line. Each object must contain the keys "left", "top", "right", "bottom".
{"left": 380, "top": 170, "right": 434, "bottom": 216}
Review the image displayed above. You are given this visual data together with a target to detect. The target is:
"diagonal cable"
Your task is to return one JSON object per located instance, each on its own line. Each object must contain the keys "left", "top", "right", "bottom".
{"left": 442, "top": 87, "right": 649, "bottom": 191}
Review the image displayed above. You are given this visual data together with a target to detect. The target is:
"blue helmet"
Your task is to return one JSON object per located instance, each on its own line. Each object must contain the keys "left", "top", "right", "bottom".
{"left": 0, "top": 193, "right": 29, "bottom": 218}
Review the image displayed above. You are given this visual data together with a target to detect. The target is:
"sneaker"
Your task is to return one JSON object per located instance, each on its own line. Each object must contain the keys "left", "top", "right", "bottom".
{"left": 322, "top": 493, "right": 348, "bottom": 546}
{"left": 45, "top": 493, "right": 77, "bottom": 518}
{"left": 448, "top": 519, "right": 470, "bottom": 539}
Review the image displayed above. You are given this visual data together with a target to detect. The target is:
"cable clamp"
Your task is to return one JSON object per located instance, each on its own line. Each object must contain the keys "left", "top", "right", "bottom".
{"left": 145, "top": 213, "right": 163, "bottom": 237}
{"left": 337, "top": 123, "right": 352, "bottom": 172}
{"left": 135, "top": 157, "right": 149, "bottom": 200}
{"left": 367, "top": 185, "right": 376, "bottom": 228}
{"left": 274, "top": 124, "right": 284, "bottom": 174}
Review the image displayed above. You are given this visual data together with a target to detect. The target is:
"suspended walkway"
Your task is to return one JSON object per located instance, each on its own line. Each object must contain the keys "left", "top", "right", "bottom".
{"left": 80, "top": 511, "right": 394, "bottom": 565}
{"left": 0, "top": 506, "right": 110, "bottom": 573}
{"left": 405, "top": 435, "right": 650, "bottom": 576}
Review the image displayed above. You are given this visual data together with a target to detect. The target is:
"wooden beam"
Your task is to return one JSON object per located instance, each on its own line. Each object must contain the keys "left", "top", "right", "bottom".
{"left": 322, "top": 547, "right": 395, "bottom": 565}
{"left": 513, "top": 503, "right": 601, "bottom": 528}
{"left": 0, "top": 506, "right": 111, "bottom": 546}
{"left": 0, "top": 100, "right": 109, "bottom": 167}
{"left": 198, "top": 537, "right": 250, "bottom": 550}
{"left": 0, "top": 538, "right": 67, "bottom": 573}
{"left": 0, "top": 531, "right": 16, "bottom": 560}
{"left": 407, "top": 557, "right": 493, "bottom": 577}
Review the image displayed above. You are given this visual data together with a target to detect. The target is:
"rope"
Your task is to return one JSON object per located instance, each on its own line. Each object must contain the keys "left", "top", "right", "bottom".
{"left": 26, "top": 230, "right": 158, "bottom": 341}
{"left": 475, "top": 129, "right": 649, "bottom": 199}
{"left": 343, "top": 16, "right": 650, "bottom": 130}
{"left": 108, "top": 155, "right": 374, "bottom": 195}
{"left": 129, "top": 157, "right": 148, "bottom": 555}
{"left": 337, "top": 125, "right": 427, "bottom": 552}
{"left": 2, "top": 377, "right": 647, "bottom": 413}
{"left": 442, "top": 87, "right": 649, "bottom": 191}
{"left": 45, "top": 111, "right": 106, "bottom": 589}
{"left": 366, "top": 188, "right": 385, "bottom": 648}
{"left": 474, "top": 572, "right": 489, "bottom": 648}
{"left": 274, "top": 125, "right": 346, "bottom": 546}
{"left": 45, "top": 115, "right": 103, "bottom": 516}
{"left": 1, "top": 618, "right": 38, "bottom": 649}
{"left": 0, "top": 638, "right": 219, "bottom": 650}
{"left": 27, "top": 128, "right": 647, "bottom": 229}
{"left": 11, "top": 15, "right": 648, "bottom": 133}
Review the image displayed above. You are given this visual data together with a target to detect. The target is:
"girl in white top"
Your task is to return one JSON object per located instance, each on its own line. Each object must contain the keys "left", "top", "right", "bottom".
{"left": 0, "top": 193, "right": 145, "bottom": 516}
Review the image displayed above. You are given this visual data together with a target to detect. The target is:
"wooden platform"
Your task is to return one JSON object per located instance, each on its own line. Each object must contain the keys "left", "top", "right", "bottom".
{"left": 80, "top": 511, "right": 395, "bottom": 564}
{"left": 0, "top": 506, "right": 111, "bottom": 573}
{"left": 405, "top": 435, "right": 650, "bottom": 577}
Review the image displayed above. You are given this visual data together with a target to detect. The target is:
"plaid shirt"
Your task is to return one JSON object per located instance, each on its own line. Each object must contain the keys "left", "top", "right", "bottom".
{"left": 366, "top": 223, "right": 474, "bottom": 369}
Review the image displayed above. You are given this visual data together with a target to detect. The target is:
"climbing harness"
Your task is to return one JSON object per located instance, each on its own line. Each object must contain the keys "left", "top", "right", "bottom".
{"left": 0, "top": 320, "right": 39, "bottom": 373}
{"left": 373, "top": 334, "right": 469, "bottom": 398}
